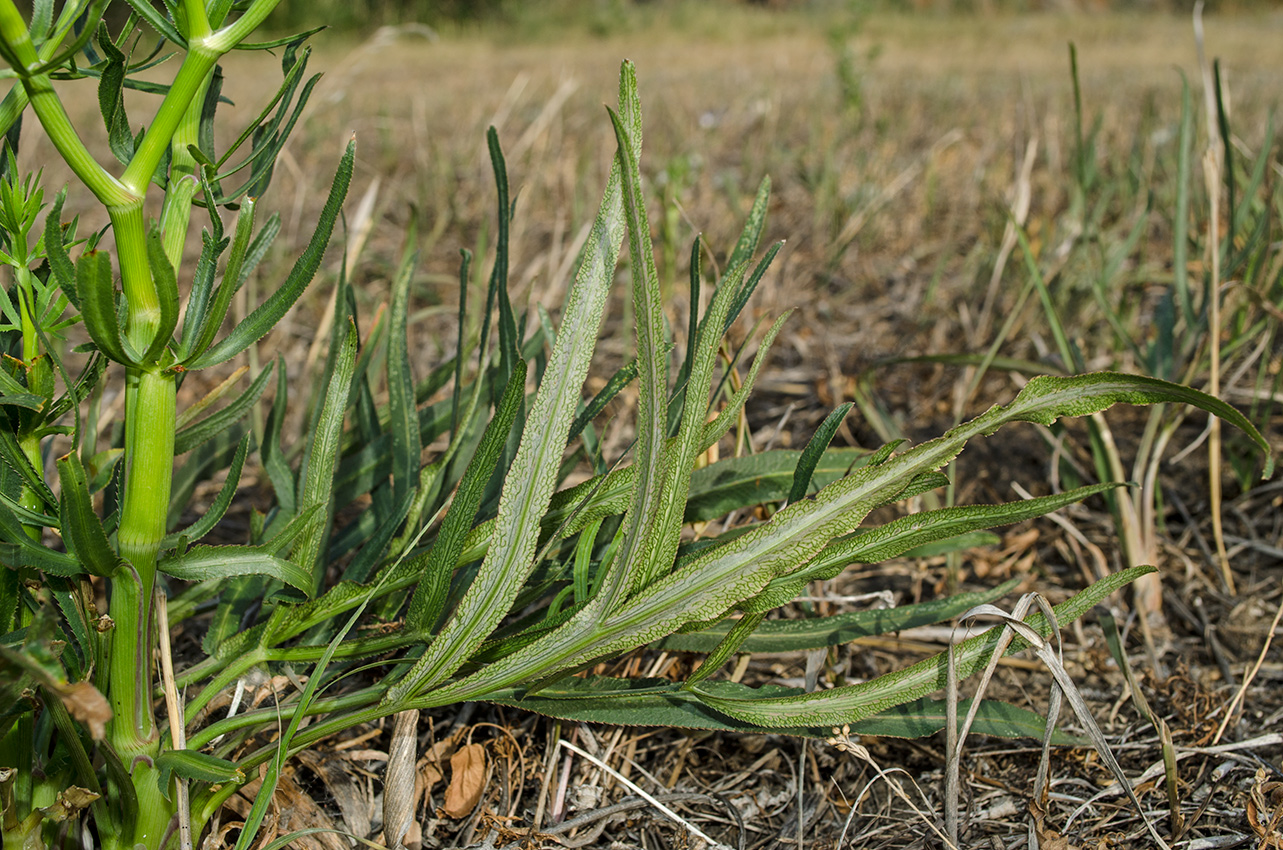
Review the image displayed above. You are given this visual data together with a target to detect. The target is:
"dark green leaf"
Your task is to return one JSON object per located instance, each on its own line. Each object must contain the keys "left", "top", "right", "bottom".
{"left": 56, "top": 453, "right": 120, "bottom": 577}
{"left": 186, "top": 140, "right": 353, "bottom": 370}
{"left": 158, "top": 546, "right": 311, "bottom": 595}
{"left": 789, "top": 403, "right": 853, "bottom": 504}
{"left": 156, "top": 749, "right": 245, "bottom": 788}
{"left": 173, "top": 361, "right": 273, "bottom": 456}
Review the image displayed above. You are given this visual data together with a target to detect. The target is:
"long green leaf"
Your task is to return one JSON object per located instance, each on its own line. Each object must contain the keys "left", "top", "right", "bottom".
{"left": 387, "top": 250, "right": 420, "bottom": 505}
{"left": 161, "top": 433, "right": 250, "bottom": 548}
{"left": 186, "top": 140, "right": 353, "bottom": 370}
{"left": 56, "top": 453, "right": 120, "bottom": 577}
{"left": 76, "top": 249, "right": 135, "bottom": 365}
{"left": 401, "top": 359, "right": 529, "bottom": 639}
{"left": 158, "top": 546, "right": 311, "bottom": 594}
{"left": 597, "top": 96, "right": 666, "bottom": 607}
{"left": 690, "top": 565, "right": 1153, "bottom": 727}
{"left": 663, "top": 579, "right": 1020, "bottom": 654}
{"left": 293, "top": 321, "right": 358, "bottom": 595}
{"left": 789, "top": 402, "right": 853, "bottom": 504}
{"left": 415, "top": 372, "right": 1266, "bottom": 706}
{"left": 388, "top": 63, "right": 637, "bottom": 698}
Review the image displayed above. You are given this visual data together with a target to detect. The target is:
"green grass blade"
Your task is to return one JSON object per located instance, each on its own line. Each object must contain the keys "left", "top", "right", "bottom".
{"left": 387, "top": 250, "right": 420, "bottom": 505}
{"left": 569, "top": 358, "right": 637, "bottom": 444}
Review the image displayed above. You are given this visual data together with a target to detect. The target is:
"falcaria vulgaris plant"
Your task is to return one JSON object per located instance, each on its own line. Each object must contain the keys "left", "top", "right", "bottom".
{"left": 0, "top": 4, "right": 1271, "bottom": 849}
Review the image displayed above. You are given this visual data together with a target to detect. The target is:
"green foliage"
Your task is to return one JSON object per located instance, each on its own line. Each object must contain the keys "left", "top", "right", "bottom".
{"left": 0, "top": 4, "right": 1271, "bottom": 850}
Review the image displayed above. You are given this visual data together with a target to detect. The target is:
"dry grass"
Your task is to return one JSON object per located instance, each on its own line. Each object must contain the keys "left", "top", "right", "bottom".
{"left": 14, "top": 6, "right": 1283, "bottom": 847}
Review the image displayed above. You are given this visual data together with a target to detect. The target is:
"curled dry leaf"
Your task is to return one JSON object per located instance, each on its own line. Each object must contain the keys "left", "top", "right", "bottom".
{"left": 38, "top": 786, "right": 100, "bottom": 822}
{"left": 60, "top": 681, "right": 110, "bottom": 741}
{"left": 442, "top": 743, "right": 487, "bottom": 819}
{"left": 1248, "top": 766, "right": 1283, "bottom": 848}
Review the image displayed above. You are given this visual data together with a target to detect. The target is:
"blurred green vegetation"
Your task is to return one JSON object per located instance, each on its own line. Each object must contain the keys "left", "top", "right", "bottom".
{"left": 263, "top": 0, "right": 1278, "bottom": 36}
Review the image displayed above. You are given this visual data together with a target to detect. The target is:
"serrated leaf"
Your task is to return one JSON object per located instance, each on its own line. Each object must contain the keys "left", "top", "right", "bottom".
{"left": 292, "top": 321, "right": 357, "bottom": 595}
{"left": 56, "top": 453, "right": 120, "bottom": 577}
{"left": 156, "top": 749, "right": 244, "bottom": 787}
{"left": 690, "top": 565, "right": 1153, "bottom": 728}
{"left": 158, "top": 546, "right": 311, "bottom": 595}
{"left": 162, "top": 433, "right": 250, "bottom": 549}
{"left": 663, "top": 579, "right": 1020, "bottom": 654}
{"left": 76, "top": 249, "right": 136, "bottom": 366}
{"left": 186, "top": 140, "right": 353, "bottom": 370}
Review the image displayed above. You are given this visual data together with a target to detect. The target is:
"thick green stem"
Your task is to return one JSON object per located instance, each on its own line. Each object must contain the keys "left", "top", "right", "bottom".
{"left": 118, "top": 369, "right": 176, "bottom": 579}
{"left": 120, "top": 44, "right": 219, "bottom": 197}
{"left": 159, "top": 84, "right": 211, "bottom": 268}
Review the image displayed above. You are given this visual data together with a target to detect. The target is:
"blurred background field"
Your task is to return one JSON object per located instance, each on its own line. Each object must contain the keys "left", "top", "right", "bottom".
{"left": 17, "top": 1, "right": 1283, "bottom": 845}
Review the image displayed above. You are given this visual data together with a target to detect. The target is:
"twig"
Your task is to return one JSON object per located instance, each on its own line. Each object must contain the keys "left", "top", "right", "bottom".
{"left": 554, "top": 738, "right": 728, "bottom": 848}
{"left": 1212, "top": 592, "right": 1283, "bottom": 745}
{"left": 155, "top": 591, "right": 192, "bottom": 850}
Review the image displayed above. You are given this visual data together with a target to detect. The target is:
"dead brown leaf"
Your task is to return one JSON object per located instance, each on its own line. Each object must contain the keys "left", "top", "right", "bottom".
{"left": 59, "top": 681, "right": 110, "bottom": 741}
{"left": 442, "top": 743, "right": 487, "bottom": 819}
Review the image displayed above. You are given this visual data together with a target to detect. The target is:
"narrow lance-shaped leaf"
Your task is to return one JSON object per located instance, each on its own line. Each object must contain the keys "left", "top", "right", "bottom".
{"left": 142, "top": 225, "right": 179, "bottom": 364}
{"left": 294, "top": 321, "right": 358, "bottom": 596}
{"left": 689, "top": 565, "right": 1155, "bottom": 728}
{"left": 597, "top": 101, "right": 670, "bottom": 605}
{"left": 56, "top": 453, "right": 121, "bottom": 577}
{"left": 386, "top": 63, "right": 638, "bottom": 700}
{"left": 741, "top": 482, "right": 1123, "bottom": 616}
{"left": 0, "top": 427, "right": 57, "bottom": 511}
{"left": 161, "top": 433, "right": 250, "bottom": 548}
{"left": 159, "top": 546, "right": 312, "bottom": 596}
{"left": 623, "top": 261, "right": 742, "bottom": 598}
{"left": 399, "top": 359, "right": 529, "bottom": 641}
{"left": 726, "top": 175, "right": 770, "bottom": 274}
{"left": 789, "top": 402, "right": 853, "bottom": 504}
{"left": 664, "top": 579, "right": 1021, "bottom": 655}
{"left": 414, "top": 372, "right": 1267, "bottom": 706}
{"left": 43, "top": 190, "right": 78, "bottom": 310}
{"left": 186, "top": 195, "right": 256, "bottom": 363}
{"left": 186, "top": 140, "right": 354, "bottom": 370}
{"left": 76, "top": 249, "right": 137, "bottom": 366}
{"left": 155, "top": 749, "right": 244, "bottom": 787}
{"left": 387, "top": 250, "right": 420, "bottom": 505}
